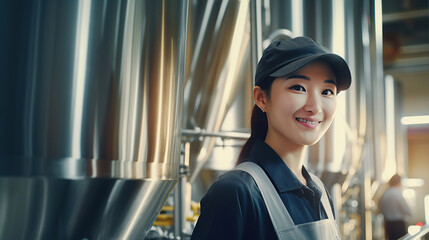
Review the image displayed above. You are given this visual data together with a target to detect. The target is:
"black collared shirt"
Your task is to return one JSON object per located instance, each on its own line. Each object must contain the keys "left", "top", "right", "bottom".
{"left": 191, "top": 139, "right": 334, "bottom": 240}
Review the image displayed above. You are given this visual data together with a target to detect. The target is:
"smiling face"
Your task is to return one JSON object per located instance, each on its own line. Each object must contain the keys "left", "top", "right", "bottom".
{"left": 256, "top": 61, "right": 337, "bottom": 148}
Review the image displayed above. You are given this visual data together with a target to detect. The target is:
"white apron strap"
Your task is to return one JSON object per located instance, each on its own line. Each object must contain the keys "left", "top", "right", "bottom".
{"left": 236, "top": 162, "right": 341, "bottom": 239}
{"left": 235, "top": 162, "right": 294, "bottom": 234}
{"left": 309, "top": 173, "right": 336, "bottom": 221}
{"left": 309, "top": 173, "right": 341, "bottom": 237}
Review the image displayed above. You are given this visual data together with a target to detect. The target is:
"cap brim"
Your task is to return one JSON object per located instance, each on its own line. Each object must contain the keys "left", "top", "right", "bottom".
{"left": 269, "top": 53, "right": 351, "bottom": 92}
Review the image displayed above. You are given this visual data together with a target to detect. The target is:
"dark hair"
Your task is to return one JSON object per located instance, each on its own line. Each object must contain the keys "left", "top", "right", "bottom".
{"left": 236, "top": 77, "right": 274, "bottom": 165}
{"left": 388, "top": 174, "right": 402, "bottom": 187}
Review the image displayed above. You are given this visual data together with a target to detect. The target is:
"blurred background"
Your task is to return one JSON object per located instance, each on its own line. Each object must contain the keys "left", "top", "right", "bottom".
{"left": 0, "top": 0, "right": 428, "bottom": 239}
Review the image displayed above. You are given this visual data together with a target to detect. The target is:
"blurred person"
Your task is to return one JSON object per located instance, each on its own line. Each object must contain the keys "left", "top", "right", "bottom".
{"left": 191, "top": 36, "right": 351, "bottom": 239}
{"left": 379, "top": 174, "right": 412, "bottom": 240}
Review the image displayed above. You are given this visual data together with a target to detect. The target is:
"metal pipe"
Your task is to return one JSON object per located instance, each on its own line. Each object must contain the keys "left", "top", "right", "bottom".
{"left": 250, "top": 0, "right": 263, "bottom": 84}
{"left": 174, "top": 141, "right": 191, "bottom": 240}
{"left": 182, "top": 129, "right": 250, "bottom": 140}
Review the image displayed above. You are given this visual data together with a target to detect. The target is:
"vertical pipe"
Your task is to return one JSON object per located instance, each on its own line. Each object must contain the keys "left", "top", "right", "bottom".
{"left": 359, "top": 0, "right": 385, "bottom": 239}
{"left": 361, "top": 0, "right": 374, "bottom": 237}
{"left": 394, "top": 80, "right": 408, "bottom": 176}
{"left": 371, "top": 0, "right": 386, "bottom": 182}
{"left": 385, "top": 75, "right": 398, "bottom": 178}
{"left": 174, "top": 141, "right": 191, "bottom": 239}
{"left": 250, "top": 0, "right": 263, "bottom": 85}
{"left": 291, "top": 0, "right": 303, "bottom": 36}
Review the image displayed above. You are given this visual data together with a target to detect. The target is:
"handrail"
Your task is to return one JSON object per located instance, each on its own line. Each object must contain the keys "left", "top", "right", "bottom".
{"left": 399, "top": 224, "right": 429, "bottom": 240}
{"left": 181, "top": 129, "right": 250, "bottom": 140}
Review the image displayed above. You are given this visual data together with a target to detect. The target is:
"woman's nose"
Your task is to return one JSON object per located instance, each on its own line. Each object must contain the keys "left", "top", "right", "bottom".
{"left": 303, "top": 93, "right": 322, "bottom": 114}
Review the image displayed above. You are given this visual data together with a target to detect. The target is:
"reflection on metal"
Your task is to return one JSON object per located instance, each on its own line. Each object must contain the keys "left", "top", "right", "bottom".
{"left": 385, "top": 84, "right": 399, "bottom": 173}
{"left": 183, "top": 0, "right": 251, "bottom": 183}
{"left": 383, "top": 9, "right": 429, "bottom": 22}
{"left": 0, "top": 0, "right": 188, "bottom": 239}
{"left": 0, "top": 178, "right": 175, "bottom": 240}
{"left": 291, "top": 0, "right": 304, "bottom": 36}
{"left": 263, "top": 29, "right": 295, "bottom": 49}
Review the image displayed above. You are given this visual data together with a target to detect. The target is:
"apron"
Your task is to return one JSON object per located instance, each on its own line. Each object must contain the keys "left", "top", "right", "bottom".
{"left": 236, "top": 162, "right": 341, "bottom": 240}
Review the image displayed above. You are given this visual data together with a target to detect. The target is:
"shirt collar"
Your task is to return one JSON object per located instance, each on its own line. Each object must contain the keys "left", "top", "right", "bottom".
{"left": 248, "top": 139, "right": 313, "bottom": 193}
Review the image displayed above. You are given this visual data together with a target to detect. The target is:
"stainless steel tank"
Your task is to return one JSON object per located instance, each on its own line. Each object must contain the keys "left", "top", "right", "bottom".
{"left": 183, "top": 0, "right": 251, "bottom": 183}
{"left": 0, "top": 0, "right": 188, "bottom": 239}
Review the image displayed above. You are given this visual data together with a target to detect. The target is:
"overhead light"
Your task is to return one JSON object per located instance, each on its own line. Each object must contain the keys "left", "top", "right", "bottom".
{"left": 401, "top": 115, "right": 429, "bottom": 125}
{"left": 402, "top": 178, "right": 425, "bottom": 187}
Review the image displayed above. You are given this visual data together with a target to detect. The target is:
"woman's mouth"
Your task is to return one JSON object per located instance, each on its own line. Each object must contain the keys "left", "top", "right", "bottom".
{"left": 296, "top": 118, "right": 321, "bottom": 128}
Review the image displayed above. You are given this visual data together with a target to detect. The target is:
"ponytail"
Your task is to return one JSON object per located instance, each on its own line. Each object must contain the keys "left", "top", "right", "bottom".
{"left": 236, "top": 105, "right": 268, "bottom": 165}
{"left": 236, "top": 76, "right": 274, "bottom": 165}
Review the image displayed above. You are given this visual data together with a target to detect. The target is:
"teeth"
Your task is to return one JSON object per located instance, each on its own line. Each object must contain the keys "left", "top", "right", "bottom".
{"left": 296, "top": 118, "right": 319, "bottom": 124}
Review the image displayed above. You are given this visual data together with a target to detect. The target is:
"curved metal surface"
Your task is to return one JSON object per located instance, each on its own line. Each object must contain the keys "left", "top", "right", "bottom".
{"left": 0, "top": 0, "right": 187, "bottom": 239}
{"left": 0, "top": 0, "right": 186, "bottom": 180}
{"left": 0, "top": 177, "right": 176, "bottom": 240}
{"left": 184, "top": 0, "right": 251, "bottom": 182}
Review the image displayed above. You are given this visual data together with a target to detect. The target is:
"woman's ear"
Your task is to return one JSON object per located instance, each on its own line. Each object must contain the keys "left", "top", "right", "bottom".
{"left": 253, "top": 86, "right": 267, "bottom": 112}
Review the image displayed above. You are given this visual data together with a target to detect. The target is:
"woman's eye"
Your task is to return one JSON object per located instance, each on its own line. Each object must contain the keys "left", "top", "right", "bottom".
{"left": 322, "top": 89, "right": 335, "bottom": 96}
{"left": 289, "top": 85, "right": 306, "bottom": 92}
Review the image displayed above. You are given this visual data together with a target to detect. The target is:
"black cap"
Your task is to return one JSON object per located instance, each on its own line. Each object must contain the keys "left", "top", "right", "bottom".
{"left": 255, "top": 36, "right": 351, "bottom": 92}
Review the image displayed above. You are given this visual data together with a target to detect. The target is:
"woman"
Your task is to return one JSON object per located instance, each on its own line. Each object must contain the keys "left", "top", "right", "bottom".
{"left": 191, "top": 36, "right": 351, "bottom": 239}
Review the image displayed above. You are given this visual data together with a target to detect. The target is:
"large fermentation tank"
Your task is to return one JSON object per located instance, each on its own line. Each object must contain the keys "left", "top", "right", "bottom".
{"left": 0, "top": 0, "right": 188, "bottom": 239}
{"left": 183, "top": 0, "right": 251, "bottom": 183}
